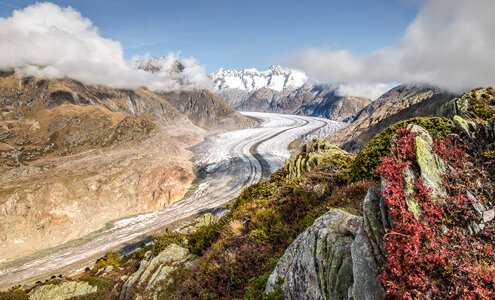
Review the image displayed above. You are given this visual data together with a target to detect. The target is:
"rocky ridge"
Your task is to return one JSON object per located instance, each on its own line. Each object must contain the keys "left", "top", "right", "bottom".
{"left": 331, "top": 83, "right": 458, "bottom": 151}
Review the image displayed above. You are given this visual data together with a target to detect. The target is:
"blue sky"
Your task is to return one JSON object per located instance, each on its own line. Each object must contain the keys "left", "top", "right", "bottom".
{"left": 0, "top": 0, "right": 419, "bottom": 72}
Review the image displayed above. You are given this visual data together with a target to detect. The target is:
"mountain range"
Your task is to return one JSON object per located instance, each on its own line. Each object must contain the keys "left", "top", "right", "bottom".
{"left": 209, "top": 65, "right": 372, "bottom": 121}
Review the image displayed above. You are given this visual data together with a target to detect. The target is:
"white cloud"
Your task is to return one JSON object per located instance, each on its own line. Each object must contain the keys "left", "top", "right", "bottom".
{"left": 289, "top": 0, "right": 495, "bottom": 93}
{"left": 335, "top": 83, "right": 395, "bottom": 100}
{"left": 0, "top": 2, "right": 210, "bottom": 91}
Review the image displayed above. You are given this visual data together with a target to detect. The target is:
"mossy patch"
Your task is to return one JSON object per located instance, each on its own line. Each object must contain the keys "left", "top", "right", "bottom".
{"left": 461, "top": 87, "right": 495, "bottom": 122}
{"left": 92, "top": 251, "right": 121, "bottom": 272}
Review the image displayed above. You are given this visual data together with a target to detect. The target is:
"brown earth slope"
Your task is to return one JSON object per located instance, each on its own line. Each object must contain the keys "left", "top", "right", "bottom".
{"left": 0, "top": 73, "right": 249, "bottom": 262}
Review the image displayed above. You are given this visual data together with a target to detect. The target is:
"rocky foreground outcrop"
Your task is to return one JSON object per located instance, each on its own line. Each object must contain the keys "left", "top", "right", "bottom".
{"left": 266, "top": 110, "right": 495, "bottom": 299}
{"left": 265, "top": 189, "right": 386, "bottom": 300}
{"left": 29, "top": 281, "right": 97, "bottom": 300}
{"left": 119, "top": 244, "right": 196, "bottom": 300}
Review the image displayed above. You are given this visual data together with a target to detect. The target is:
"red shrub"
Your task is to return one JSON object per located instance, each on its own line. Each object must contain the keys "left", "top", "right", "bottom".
{"left": 377, "top": 126, "right": 495, "bottom": 299}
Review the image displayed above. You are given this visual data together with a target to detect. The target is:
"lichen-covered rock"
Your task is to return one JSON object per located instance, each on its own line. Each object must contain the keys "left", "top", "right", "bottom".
{"left": 408, "top": 124, "right": 446, "bottom": 202}
{"left": 29, "top": 281, "right": 97, "bottom": 300}
{"left": 265, "top": 210, "right": 362, "bottom": 299}
{"left": 453, "top": 115, "right": 477, "bottom": 140}
{"left": 119, "top": 243, "right": 194, "bottom": 300}
{"left": 266, "top": 189, "right": 387, "bottom": 300}
{"left": 352, "top": 188, "right": 386, "bottom": 300}
{"left": 403, "top": 167, "right": 422, "bottom": 219}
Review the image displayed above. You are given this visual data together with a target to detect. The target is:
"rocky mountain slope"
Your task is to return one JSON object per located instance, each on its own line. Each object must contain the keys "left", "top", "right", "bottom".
{"left": 331, "top": 83, "right": 458, "bottom": 151}
{"left": 134, "top": 57, "right": 257, "bottom": 131}
{"left": 158, "top": 89, "right": 256, "bottom": 131}
{"left": 0, "top": 72, "right": 253, "bottom": 263}
{"left": 210, "top": 66, "right": 372, "bottom": 121}
{"left": 9, "top": 87, "right": 494, "bottom": 299}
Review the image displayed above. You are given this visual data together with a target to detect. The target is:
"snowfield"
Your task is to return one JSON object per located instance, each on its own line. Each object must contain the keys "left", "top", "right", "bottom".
{"left": 0, "top": 112, "right": 345, "bottom": 288}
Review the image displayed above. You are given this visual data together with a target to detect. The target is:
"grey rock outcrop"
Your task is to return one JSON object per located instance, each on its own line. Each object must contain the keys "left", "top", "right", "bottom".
{"left": 351, "top": 188, "right": 387, "bottom": 300}
{"left": 29, "top": 281, "right": 97, "bottom": 300}
{"left": 266, "top": 190, "right": 387, "bottom": 300}
{"left": 119, "top": 243, "right": 195, "bottom": 300}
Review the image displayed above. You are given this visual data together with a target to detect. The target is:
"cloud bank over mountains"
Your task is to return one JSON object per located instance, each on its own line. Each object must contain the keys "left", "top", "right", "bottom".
{"left": 289, "top": 0, "right": 495, "bottom": 92}
{"left": 1, "top": 0, "right": 493, "bottom": 95}
{"left": 0, "top": 2, "right": 210, "bottom": 90}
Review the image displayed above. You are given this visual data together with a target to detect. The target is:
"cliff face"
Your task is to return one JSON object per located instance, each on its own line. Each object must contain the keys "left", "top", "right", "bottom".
{"left": 0, "top": 73, "right": 246, "bottom": 262}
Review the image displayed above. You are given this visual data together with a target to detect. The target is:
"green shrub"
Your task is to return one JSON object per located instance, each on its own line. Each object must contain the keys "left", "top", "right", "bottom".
{"left": 0, "top": 286, "right": 29, "bottom": 300}
{"left": 92, "top": 251, "right": 121, "bottom": 272}
{"left": 187, "top": 221, "right": 224, "bottom": 256}
{"left": 244, "top": 271, "right": 284, "bottom": 300}
{"left": 350, "top": 117, "right": 455, "bottom": 181}
{"left": 464, "top": 87, "right": 495, "bottom": 122}
{"left": 152, "top": 231, "right": 186, "bottom": 255}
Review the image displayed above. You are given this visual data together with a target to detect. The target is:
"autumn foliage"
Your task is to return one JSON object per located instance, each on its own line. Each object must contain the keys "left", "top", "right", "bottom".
{"left": 377, "top": 127, "right": 495, "bottom": 299}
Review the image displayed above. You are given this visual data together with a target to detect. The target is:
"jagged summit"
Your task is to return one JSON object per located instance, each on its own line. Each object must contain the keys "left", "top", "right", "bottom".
{"left": 209, "top": 65, "right": 308, "bottom": 92}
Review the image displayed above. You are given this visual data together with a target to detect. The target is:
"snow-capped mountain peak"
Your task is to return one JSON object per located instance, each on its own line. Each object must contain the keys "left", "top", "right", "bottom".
{"left": 209, "top": 65, "right": 308, "bottom": 92}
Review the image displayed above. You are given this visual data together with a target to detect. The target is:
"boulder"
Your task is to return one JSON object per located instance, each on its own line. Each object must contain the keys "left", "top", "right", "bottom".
{"left": 352, "top": 188, "right": 386, "bottom": 300}
{"left": 265, "top": 189, "right": 387, "bottom": 300}
{"left": 119, "top": 243, "right": 194, "bottom": 300}
{"left": 29, "top": 281, "right": 97, "bottom": 300}
{"left": 265, "top": 210, "right": 360, "bottom": 299}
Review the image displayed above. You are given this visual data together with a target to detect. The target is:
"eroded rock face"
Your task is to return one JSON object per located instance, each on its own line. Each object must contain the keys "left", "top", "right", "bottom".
{"left": 265, "top": 193, "right": 386, "bottom": 300}
{"left": 29, "top": 281, "right": 97, "bottom": 300}
{"left": 119, "top": 244, "right": 195, "bottom": 300}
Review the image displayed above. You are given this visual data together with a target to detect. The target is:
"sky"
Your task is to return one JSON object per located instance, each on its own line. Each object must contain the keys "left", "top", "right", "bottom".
{"left": 0, "top": 0, "right": 419, "bottom": 72}
{"left": 1, "top": 0, "right": 494, "bottom": 95}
